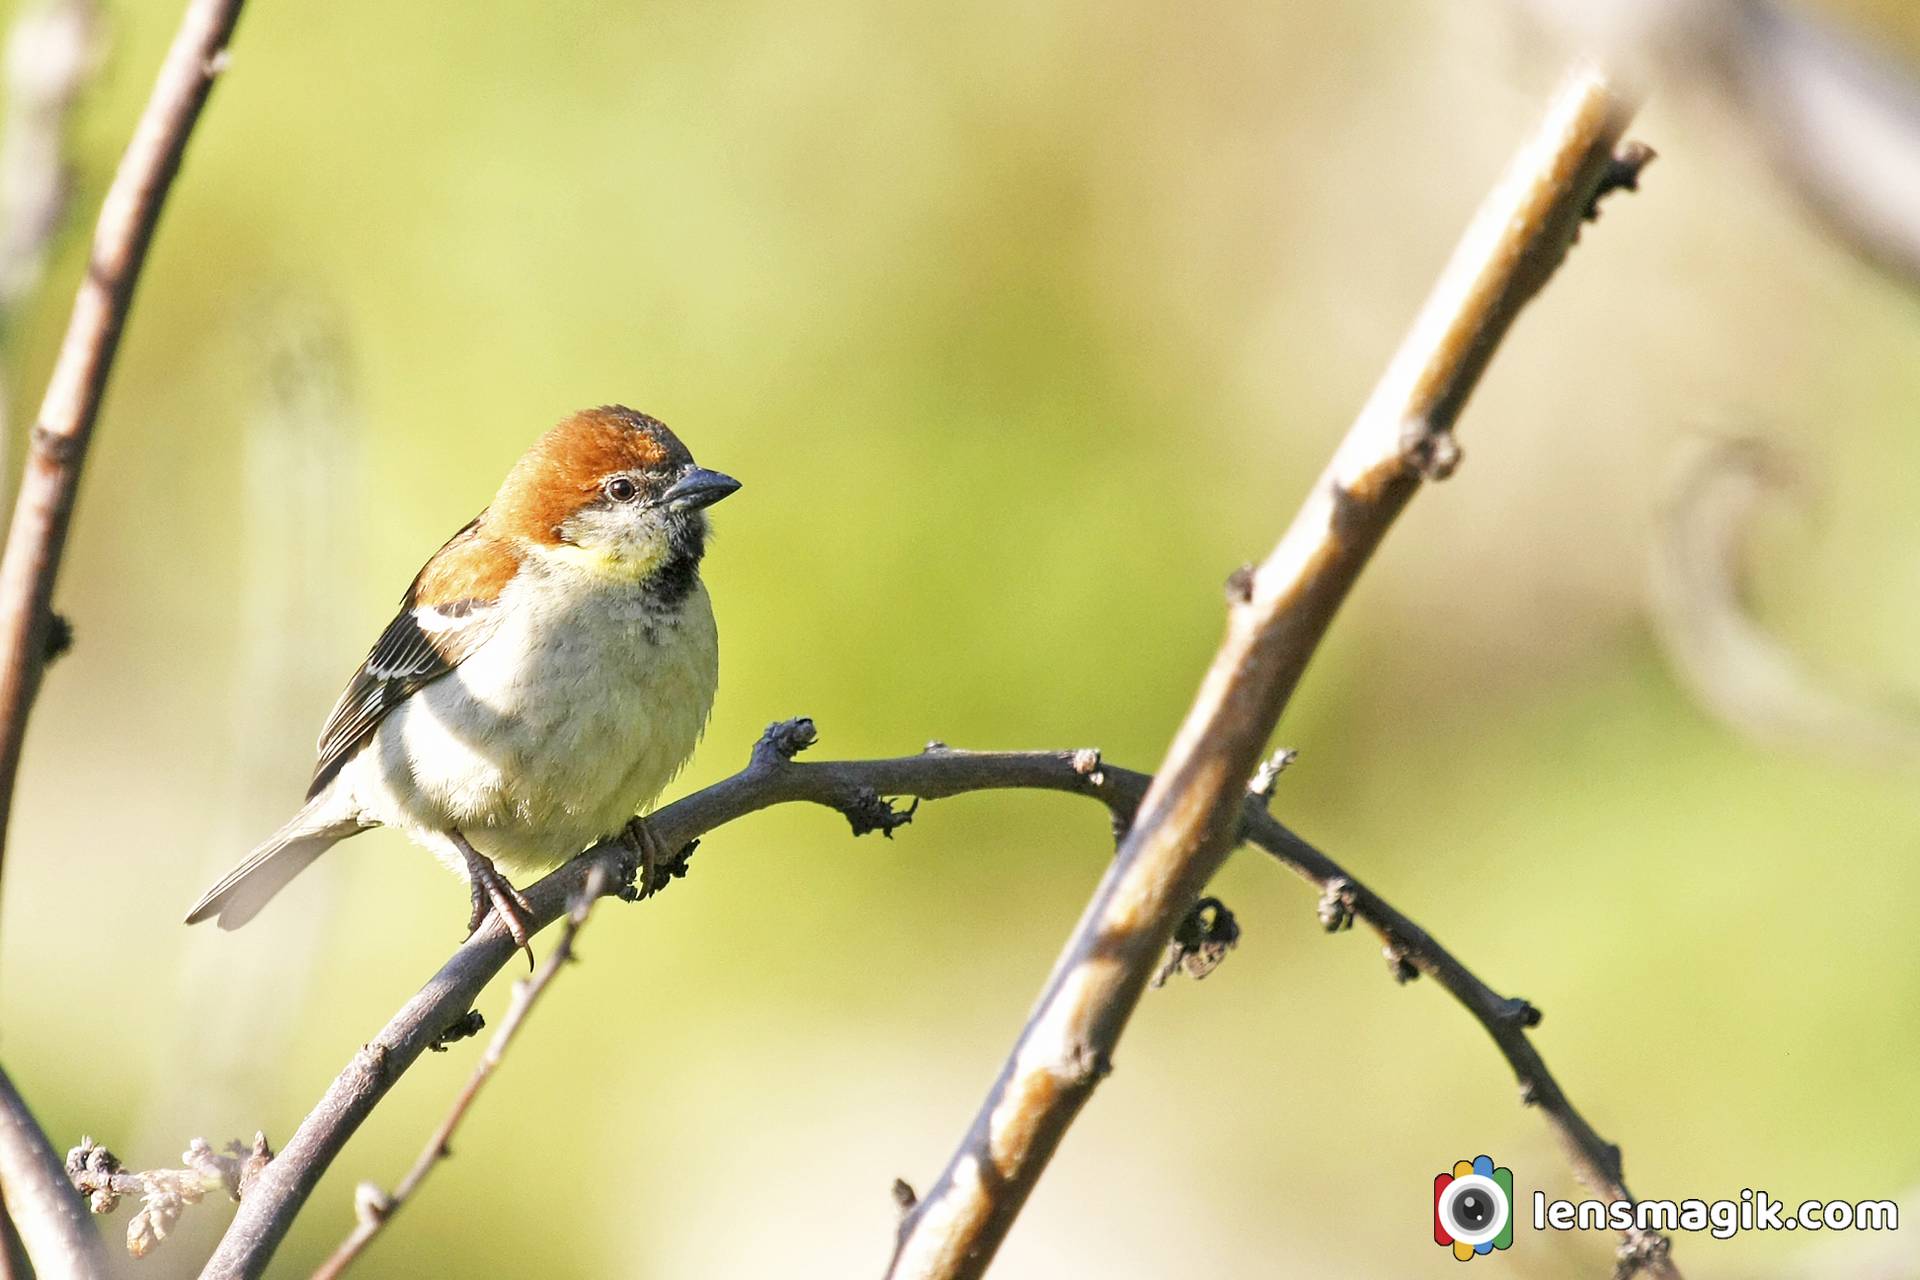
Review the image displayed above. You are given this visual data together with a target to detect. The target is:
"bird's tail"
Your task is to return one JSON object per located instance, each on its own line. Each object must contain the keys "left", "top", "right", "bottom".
{"left": 184, "top": 798, "right": 366, "bottom": 929}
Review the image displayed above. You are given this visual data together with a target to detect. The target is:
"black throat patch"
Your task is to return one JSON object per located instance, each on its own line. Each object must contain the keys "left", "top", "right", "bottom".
{"left": 649, "top": 512, "right": 707, "bottom": 609}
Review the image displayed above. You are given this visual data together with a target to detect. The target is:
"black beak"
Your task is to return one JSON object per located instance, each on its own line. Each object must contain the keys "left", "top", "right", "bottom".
{"left": 661, "top": 466, "right": 741, "bottom": 511}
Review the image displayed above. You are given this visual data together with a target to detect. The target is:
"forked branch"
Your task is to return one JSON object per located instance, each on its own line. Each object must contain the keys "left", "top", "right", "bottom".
{"left": 887, "top": 61, "right": 1665, "bottom": 1280}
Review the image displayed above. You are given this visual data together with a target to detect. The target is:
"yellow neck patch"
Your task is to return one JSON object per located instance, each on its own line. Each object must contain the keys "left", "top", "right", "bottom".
{"left": 527, "top": 536, "right": 670, "bottom": 583}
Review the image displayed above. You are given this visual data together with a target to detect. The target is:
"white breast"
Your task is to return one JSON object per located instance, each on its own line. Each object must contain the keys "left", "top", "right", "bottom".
{"left": 344, "top": 573, "right": 719, "bottom": 879}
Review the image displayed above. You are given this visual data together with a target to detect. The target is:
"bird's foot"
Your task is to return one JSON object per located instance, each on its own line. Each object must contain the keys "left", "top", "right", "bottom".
{"left": 455, "top": 836, "right": 535, "bottom": 967}
{"left": 620, "top": 817, "right": 695, "bottom": 901}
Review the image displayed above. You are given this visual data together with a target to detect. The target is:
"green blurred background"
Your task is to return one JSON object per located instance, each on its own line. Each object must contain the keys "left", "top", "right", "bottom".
{"left": 1, "top": 0, "right": 1917, "bottom": 1275}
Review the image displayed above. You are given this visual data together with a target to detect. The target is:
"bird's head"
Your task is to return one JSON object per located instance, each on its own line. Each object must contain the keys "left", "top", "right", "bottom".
{"left": 491, "top": 405, "right": 740, "bottom": 586}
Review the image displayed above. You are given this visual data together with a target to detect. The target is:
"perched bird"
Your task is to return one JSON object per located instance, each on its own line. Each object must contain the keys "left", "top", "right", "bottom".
{"left": 186, "top": 406, "right": 739, "bottom": 949}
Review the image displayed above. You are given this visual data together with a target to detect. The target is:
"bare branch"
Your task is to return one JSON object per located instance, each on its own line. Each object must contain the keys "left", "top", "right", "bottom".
{"left": 200, "top": 719, "right": 1668, "bottom": 1277}
{"left": 0, "top": 0, "right": 248, "bottom": 926}
{"left": 309, "top": 866, "right": 613, "bottom": 1279}
{"left": 0, "top": 1064, "right": 103, "bottom": 1279}
{"left": 888, "top": 62, "right": 1651, "bottom": 1280}
{"left": 1264, "top": 847, "right": 1674, "bottom": 1276}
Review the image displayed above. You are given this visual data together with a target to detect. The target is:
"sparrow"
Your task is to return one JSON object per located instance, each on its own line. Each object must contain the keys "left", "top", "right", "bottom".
{"left": 186, "top": 406, "right": 739, "bottom": 951}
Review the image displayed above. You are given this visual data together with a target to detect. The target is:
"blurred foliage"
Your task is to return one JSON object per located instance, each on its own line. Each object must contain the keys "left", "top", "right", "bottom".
{"left": 0, "top": 0, "right": 1916, "bottom": 1275}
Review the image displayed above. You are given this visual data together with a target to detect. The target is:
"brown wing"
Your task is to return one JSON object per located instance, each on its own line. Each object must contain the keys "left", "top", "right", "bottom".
{"left": 307, "top": 516, "right": 517, "bottom": 798}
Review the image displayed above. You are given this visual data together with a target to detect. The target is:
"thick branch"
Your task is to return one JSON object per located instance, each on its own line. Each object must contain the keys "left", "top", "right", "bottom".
{"left": 203, "top": 720, "right": 1666, "bottom": 1277}
{"left": 0, "top": 1064, "right": 103, "bottom": 1279}
{"left": 887, "top": 62, "right": 1651, "bottom": 1280}
{"left": 0, "top": 0, "right": 246, "bottom": 919}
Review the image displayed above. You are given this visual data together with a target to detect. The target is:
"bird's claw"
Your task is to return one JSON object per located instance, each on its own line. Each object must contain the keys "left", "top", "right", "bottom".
{"left": 624, "top": 816, "right": 707, "bottom": 897}
{"left": 460, "top": 848, "right": 536, "bottom": 968}
{"left": 620, "top": 816, "right": 668, "bottom": 900}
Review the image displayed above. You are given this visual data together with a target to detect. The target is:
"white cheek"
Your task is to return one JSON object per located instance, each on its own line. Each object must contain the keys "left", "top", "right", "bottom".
{"left": 552, "top": 508, "right": 672, "bottom": 578}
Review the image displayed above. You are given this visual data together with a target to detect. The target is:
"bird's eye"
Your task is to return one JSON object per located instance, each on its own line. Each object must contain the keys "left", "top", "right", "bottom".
{"left": 603, "top": 476, "right": 639, "bottom": 504}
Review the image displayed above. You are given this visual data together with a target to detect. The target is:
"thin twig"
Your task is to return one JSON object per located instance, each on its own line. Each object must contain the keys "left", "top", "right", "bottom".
{"left": 1258, "top": 830, "right": 1674, "bottom": 1275}
{"left": 888, "top": 62, "right": 1657, "bottom": 1280}
{"left": 0, "top": 1063, "right": 104, "bottom": 1280}
{"left": 310, "top": 865, "right": 611, "bottom": 1279}
{"left": 0, "top": 0, "right": 247, "bottom": 929}
{"left": 202, "top": 719, "right": 1668, "bottom": 1278}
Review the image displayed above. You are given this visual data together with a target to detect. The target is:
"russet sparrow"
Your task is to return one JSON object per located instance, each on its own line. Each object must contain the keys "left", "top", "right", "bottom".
{"left": 186, "top": 406, "right": 738, "bottom": 948}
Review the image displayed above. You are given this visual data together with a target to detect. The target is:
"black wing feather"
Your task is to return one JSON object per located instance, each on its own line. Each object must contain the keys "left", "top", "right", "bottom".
{"left": 306, "top": 516, "right": 501, "bottom": 798}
